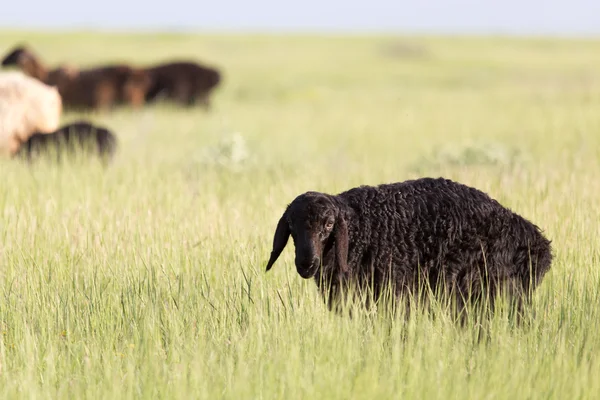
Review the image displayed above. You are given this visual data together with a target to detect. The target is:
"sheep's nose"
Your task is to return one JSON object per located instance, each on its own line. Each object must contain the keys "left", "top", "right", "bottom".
{"left": 297, "top": 256, "right": 320, "bottom": 269}
{"left": 296, "top": 256, "right": 320, "bottom": 279}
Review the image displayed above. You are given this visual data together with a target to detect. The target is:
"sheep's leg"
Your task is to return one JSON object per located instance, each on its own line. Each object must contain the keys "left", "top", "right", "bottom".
{"left": 494, "top": 276, "right": 527, "bottom": 324}
{"left": 173, "top": 83, "right": 196, "bottom": 106}
{"left": 95, "top": 83, "right": 117, "bottom": 111}
{"left": 454, "top": 266, "right": 491, "bottom": 323}
{"left": 123, "top": 83, "right": 147, "bottom": 109}
{"left": 126, "top": 90, "right": 145, "bottom": 108}
{"left": 7, "top": 135, "right": 22, "bottom": 157}
{"left": 455, "top": 263, "right": 527, "bottom": 326}
{"left": 197, "top": 92, "right": 211, "bottom": 110}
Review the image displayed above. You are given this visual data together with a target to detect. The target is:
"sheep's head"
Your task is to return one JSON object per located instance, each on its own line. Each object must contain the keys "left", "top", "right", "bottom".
{"left": 1, "top": 46, "right": 29, "bottom": 66}
{"left": 1, "top": 46, "right": 46, "bottom": 80}
{"left": 265, "top": 192, "right": 349, "bottom": 279}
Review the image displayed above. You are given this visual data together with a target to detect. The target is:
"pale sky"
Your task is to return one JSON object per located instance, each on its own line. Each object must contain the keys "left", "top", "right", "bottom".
{"left": 1, "top": 0, "right": 600, "bottom": 35}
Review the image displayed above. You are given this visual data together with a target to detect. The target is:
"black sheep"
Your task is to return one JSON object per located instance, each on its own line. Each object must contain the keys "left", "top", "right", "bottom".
{"left": 265, "top": 177, "right": 553, "bottom": 318}
{"left": 143, "top": 61, "right": 222, "bottom": 108}
{"left": 15, "top": 120, "right": 118, "bottom": 164}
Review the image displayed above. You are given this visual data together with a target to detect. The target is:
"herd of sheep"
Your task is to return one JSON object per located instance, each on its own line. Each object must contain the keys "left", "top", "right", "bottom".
{"left": 0, "top": 44, "right": 222, "bottom": 162}
{"left": 0, "top": 42, "right": 554, "bottom": 323}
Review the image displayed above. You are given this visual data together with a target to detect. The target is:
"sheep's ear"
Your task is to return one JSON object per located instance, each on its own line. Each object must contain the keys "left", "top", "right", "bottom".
{"left": 334, "top": 215, "right": 349, "bottom": 273}
{"left": 265, "top": 211, "right": 291, "bottom": 272}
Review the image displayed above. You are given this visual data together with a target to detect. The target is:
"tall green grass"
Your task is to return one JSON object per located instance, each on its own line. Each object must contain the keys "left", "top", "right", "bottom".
{"left": 0, "top": 32, "right": 599, "bottom": 398}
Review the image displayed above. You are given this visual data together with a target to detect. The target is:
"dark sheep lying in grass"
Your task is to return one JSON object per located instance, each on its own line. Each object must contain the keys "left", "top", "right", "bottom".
{"left": 265, "top": 177, "right": 553, "bottom": 319}
{"left": 14, "top": 120, "right": 118, "bottom": 164}
{"left": 143, "top": 61, "right": 222, "bottom": 108}
{"left": 2, "top": 45, "right": 150, "bottom": 111}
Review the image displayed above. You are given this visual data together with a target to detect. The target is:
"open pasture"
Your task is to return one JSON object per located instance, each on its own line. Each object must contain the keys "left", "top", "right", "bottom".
{"left": 1, "top": 32, "right": 600, "bottom": 399}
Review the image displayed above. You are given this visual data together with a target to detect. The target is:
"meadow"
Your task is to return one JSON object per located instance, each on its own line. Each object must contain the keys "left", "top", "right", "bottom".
{"left": 1, "top": 31, "right": 600, "bottom": 399}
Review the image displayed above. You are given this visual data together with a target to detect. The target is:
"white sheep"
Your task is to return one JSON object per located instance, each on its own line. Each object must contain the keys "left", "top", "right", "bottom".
{"left": 0, "top": 71, "right": 63, "bottom": 156}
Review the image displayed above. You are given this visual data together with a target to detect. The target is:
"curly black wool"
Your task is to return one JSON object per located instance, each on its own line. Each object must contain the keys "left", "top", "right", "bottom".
{"left": 265, "top": 177, "right": 553, "bottom": 316}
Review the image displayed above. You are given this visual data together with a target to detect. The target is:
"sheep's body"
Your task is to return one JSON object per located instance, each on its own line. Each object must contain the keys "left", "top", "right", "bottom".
{"left": 266, "top": 177, "right": 553, "bottom": 317}
{"left": 14, "top": 120, "right": 118, "bottom": 164}
{"left": 143, "top": 61, "right": 222, "bottom": 108}
{"left": 46, "top": 64, "right": 150, "bottom": 111}
{"left": 0, "top": 71, "right": 62, "bottom": 156}
{"left": 328, "top": 178, "right": 551, "bottom": 310}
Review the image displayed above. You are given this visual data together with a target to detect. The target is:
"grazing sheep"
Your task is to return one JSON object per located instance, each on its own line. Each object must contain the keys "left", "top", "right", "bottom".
{"left": 265, "top": 177, "right": 553, "bottom": 318}
{"left": 46, "top": 64, "right": 151, "bottom": 111}
{"left": 14, "top": 120, "right": 118, "bottom": 164}
{"left": 2, "top": 45, "right": 150, "bottom": 111}
{"left": 0, "top": 71, "right": 62, "bottom": 156}
{"left": 143, "top": 61, "right": 222, "bottom": 108}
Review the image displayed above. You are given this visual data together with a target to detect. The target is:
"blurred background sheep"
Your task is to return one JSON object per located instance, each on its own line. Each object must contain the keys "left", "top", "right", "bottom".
{"left": 1, "top": 44, "right": 222, "bottom": 111}
{"left": 0, "top": 70, "right": 62, "bottom": 156}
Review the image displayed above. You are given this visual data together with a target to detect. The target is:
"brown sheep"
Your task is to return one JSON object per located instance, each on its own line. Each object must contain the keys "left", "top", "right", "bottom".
{"left": 143, "top": 61, "right": 222, "bottom": 109}
{"left": 1, "top": 45, "right": 150, "bottom": 111}
{"left": 46, "top": 63, "right": 151, "bottom": 111}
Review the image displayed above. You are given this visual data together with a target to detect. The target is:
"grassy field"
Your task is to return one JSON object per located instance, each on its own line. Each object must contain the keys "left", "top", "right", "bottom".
{"left": 1, "top": 31, "right": 600, "bottom": 399}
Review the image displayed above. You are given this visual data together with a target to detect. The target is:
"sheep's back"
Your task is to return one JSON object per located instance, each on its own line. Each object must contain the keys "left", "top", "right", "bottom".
{"left": 0, "top": 71, "right": 62, "bottom": 147}
{"left": 144, "top": 61, "right": 221, "bottom": 98}
{"left": 338, "top": 177, "right": 551, "bottom": 291}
